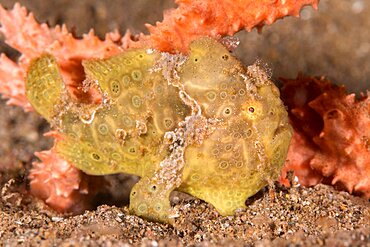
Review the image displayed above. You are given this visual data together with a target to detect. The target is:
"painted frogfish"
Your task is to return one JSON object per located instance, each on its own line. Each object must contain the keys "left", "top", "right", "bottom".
{"left": 26, "top": 38, "right": 292, "bottom": 224}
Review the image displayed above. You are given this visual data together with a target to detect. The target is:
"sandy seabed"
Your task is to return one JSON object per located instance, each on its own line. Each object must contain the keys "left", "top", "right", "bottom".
{"left": 1, "top": 178, "right": 369, "bottom": 246}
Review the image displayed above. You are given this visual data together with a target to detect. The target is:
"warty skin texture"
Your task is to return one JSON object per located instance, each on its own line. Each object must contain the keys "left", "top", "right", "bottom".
{"left": 26, "top": 38, "right": 292, "bottom": 224}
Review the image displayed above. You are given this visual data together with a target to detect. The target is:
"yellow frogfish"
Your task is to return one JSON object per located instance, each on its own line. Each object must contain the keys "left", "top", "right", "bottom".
{"left": 26, "top": 38, "right": 292, "bottom": 224}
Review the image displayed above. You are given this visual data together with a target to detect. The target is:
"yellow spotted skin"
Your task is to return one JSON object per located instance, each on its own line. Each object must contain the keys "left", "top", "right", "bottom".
{"left": 26, "top": 38, "right": 292, "bottom": 224}
{"left": 26, "top": 55, "right": 64, "bottom": 121}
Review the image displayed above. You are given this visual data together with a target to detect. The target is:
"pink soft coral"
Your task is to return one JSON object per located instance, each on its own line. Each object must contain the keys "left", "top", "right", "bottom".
{"left": 140, "top": 0, "right": 319, "bottom": 53}
{"left": 280, "top": 76, "right": 370, "bottom": 198}
{"left": 28, "top": 132, "right": 106, "bottom": 213}
{"left": 0, "top": 3, "right": 128, "bottom": 107}
{"left": 0, "top": 1, "right": 319, "bottom": 213}
{"left": 30, "top": 148, "right": 92, "bottom": 213}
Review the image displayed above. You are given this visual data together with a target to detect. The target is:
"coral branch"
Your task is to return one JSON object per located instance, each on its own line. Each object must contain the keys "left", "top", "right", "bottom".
{"left": 279, "top": 76, "right": 370, "bottom": 198}
{"left": 139, "top": 0, "right": 319, "bottom": 53}
{"left": 0, "top": 3, "right": 129, "bottom": 107}
{"left": 0, "top": 54, "right": 31, "bottom": 109}
{"left": 0, "top": 3, "right": 125, "bottom": 59}
{"left": 29, "top": 148, "right": 86, "bottom": 212}
{"left": 29, "top": 144, "right": 106, "bottom": 213}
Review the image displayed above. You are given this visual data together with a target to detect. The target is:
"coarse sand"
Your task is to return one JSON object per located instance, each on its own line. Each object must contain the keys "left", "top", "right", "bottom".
{"left": 1, "top": 177, "right": 369, "bottom": 246}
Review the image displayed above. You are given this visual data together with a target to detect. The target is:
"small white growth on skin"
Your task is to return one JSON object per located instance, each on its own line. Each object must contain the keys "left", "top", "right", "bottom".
{"left": 80, "top": 110, "right": 96, "bottom": 124}
{"left": 146, "top": 48, "right": 154, "bottom": 54}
